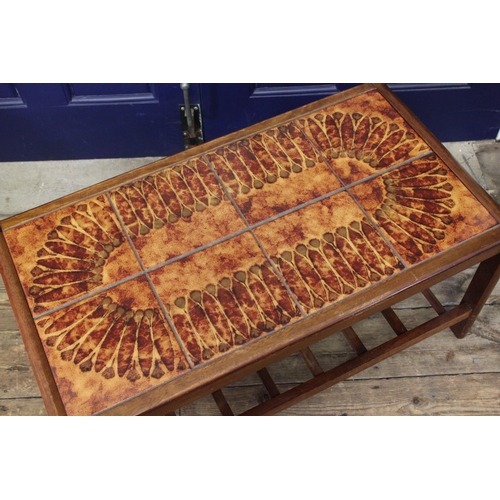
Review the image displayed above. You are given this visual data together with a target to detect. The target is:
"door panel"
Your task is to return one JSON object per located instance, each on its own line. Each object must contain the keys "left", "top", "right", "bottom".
{"left": 0, "top": 84, "right": 200, "bottom": 162}
{"left": 0, "top": 84, "right": 24, "bottom": 108}
{"left": 67, "top": 84, "right": 158, "bottom": 104}
{"left": 385, "top": 83, "right": 500, "bottom": 142}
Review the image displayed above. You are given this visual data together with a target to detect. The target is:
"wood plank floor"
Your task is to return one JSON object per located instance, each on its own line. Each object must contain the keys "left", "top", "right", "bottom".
{"left": 1, "top": 141, "right": 499, "bottom": 416}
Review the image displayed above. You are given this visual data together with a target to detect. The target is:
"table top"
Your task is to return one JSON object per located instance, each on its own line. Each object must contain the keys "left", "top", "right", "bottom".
{"left": 1, "top": 83, "right": 500, "bottom": 415}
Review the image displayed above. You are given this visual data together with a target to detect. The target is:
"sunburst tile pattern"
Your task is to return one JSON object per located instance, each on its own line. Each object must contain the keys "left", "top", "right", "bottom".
{"left": 3, "top": 194, "right": 142, "bottom": 315}
{"left": 109, "top": 156, "right": 246, "bottom": 268}
{"left": 149, "top": 232, "right": 302, "bottom": 367}
{"left": 34, "top": 276, "right": 188, "bottom": 415}
{"left": 350, "top": 154, "right": 498, "bottom": 264}
{"left": 207, "top": 121, "right": 342, "bottom": 224}
{"left": 298, "top": 90, "right": 430, "bottom": 185}
{"left": 253, "top": 192, "right": 404, "bottom": 314}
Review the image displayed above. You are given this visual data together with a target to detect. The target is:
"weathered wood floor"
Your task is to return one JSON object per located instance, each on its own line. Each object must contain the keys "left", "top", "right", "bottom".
{"left": 1, "top": 141, "right": 499, "bottom": 416}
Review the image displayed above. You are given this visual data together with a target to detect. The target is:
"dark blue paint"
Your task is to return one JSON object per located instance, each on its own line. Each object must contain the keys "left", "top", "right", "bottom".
{"left": 0, "top": 83, "right": 24, "bottom": 108}
{"left": 390, "top": 84, "right": 500, "bottom": 142}
{"left": 70, "top": 83, "right": 153, "bottom": 96}
{"left": 0, "top": 84, "right": 18, "bottom": 98}
{"left": 0, "top": 84, "right": 199, "bottom": 161}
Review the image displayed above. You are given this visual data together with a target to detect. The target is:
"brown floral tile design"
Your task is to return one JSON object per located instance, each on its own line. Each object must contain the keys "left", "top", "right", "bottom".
{"left": 253, "top": 192, "right": 404, "bottom": 314}
{"left": 3, "top": 194, "right": 142, "bottom": 315}
{"left": 207, "top": 121, "right": 342, "bottom": 224}
{"left": 298, "top": 89, "right": 430, "bottom": 185}
{"left": 350, "top": 154, "right": 498, "bottom": 265}
{"left": 149, "top": 232, "right": 302, "bottom": 367}
{"left": 110, "top": 156, "right": 246, "bottom": 268}
{"left": 34, "top": 275, "right": 188, "bottom": 415}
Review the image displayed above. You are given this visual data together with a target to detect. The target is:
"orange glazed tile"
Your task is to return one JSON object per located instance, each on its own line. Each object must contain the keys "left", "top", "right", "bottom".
{"left": 149, "top": 232, "right": 302, "bottom": 367}
{"left": 34, "top": 275, "right": 188, "bottom": 415}
{"left": 297, "top": 89, "right": 430, "bottom": 185}
{"left": 109, "top": 156, "right": 246, "bottom": 268}
{"left": 3, "top": 194, "right": 142, "bottom": 316}
{"left": 207, "top": 121, "right": 342, "bottom": 224}
{"left": 350, "top": 154, "right": 498, "bottom": 265}
{"left": 253, "top": 192, "right": 404, "bottom": 314}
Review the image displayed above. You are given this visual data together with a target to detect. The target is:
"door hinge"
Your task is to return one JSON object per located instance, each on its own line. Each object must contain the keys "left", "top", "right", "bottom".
{"left": 180, "top": 83, "right": 203, "bottom": 149}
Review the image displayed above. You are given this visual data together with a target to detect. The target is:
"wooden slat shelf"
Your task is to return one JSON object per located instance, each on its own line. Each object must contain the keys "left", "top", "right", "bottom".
{"left": 2, "top": 83, "right": 500, "bottom": 416}
{"left": 211, "top": 389, "right": 234, "bottom": 416}
{"left": 241, "top": 304, "right": 472, "bottom": 416}
{"left": 381, "top": 308, "right": 408, "bottom": 336}
{"left": 343, "top": 327, "right": 368, "bottom": 356}
{"left": 300, "top": 347, "right": 324, "bottom": 377}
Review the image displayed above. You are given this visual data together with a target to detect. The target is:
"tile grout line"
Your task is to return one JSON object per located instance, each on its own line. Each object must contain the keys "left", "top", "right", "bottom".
{"left": 94, "top": 308, "right": 309, "bottom": 416}
{"left": 32, "top": 269, "right": 148, "bottom": 321}
{"left": 0, "top": 87, "right": 356, "bottom": 231}
{"left": 201, "top": 148, "right": 347, "bottom": 229}
{"left": 249, "top": 187, "right": 346, "bottom": 228}
{"left": 340, "top": 152, "right": 445, "bottom": 271}
{"left": 202, "top": 153, "right": 308, "bottom": 317}
{"left": 287, "top": 105, "right": 434, "bottom": 195}
{"left": 104, "top": 192, "right": 196, "bottom": 370}
{"left": 10, "top": 145, "right": 431, "bottom": 279}
{"left": 248, "top": 230, "right": 308, "bottom": 317}
{"left": 142, "top": 183, "right": 348, "bottom": 275}
{"left": 142, "top": 273, "right": 197, "bottom": 371}
{"left": 292, "top": 117, "right": 347, "bottom": 188}
{"left": 344, "top": 190, "right": 410, "bottom": 270}
{"left": 343, "top": 148, "right": 474, "bottom": 271}
{"left": 105, "top": 192, "right": 148, "bottom": 274}
{"left": 0, "top": 93, "right": 436, "bottom": 234}
{"left": 144, "top": 226, "right": 252, "bottom": 273}
{"left": 201, "top": 152, "right": 252, "bottom": 228}
{"left": 342, "top": 150, "right": 434, "bottom": 192}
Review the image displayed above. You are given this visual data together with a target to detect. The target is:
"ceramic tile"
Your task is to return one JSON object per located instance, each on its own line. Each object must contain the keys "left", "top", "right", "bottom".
{"left": 149, "top": 232, "right": 302, "bottom": 366}
{"left": 297, "top": 90, "right": 430, "bottom": 185}
{"left": 3, "top": 194, "right": 142, "bottom": 316}
{"left": 253, "top": 192, "right": 404, "bottom": 314}
{"left": 207, "top": 121, "right": 342, "bottom": 224}
{"left": 350, "top": 154, "right": 498, "bottom": 265}
{"left": 34, "top": 275, "right": 188, "bottom": 415}
{"left": 109, "top": 156, "right": 246, "bottom": 268}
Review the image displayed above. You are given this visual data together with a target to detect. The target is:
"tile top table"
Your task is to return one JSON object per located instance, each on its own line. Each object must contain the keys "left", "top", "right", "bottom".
{"left": 2, "top": 83, "right": 500, "bottom": 415}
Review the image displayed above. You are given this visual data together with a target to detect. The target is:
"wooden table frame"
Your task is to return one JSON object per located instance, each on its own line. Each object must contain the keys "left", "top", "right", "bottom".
{"left": 1, "top": 83, "right": 500, "bottom": 416}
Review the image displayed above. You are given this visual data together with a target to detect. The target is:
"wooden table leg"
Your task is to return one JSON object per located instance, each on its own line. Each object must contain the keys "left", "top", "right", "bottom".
{"left": 451, "top": 252, "right": 500, "bottom": 339}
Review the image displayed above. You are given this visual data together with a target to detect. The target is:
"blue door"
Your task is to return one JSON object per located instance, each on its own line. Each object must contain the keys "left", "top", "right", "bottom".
{"left": 0, "top": 83, "right": 201, "bottom": 162}
{"left": 1, "top": 83, "right": 499, "bottom": 162}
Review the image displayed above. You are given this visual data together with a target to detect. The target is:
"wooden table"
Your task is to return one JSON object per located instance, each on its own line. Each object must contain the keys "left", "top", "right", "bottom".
{"left": 1, "top": 83, "right": 500, "bottom": 416}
